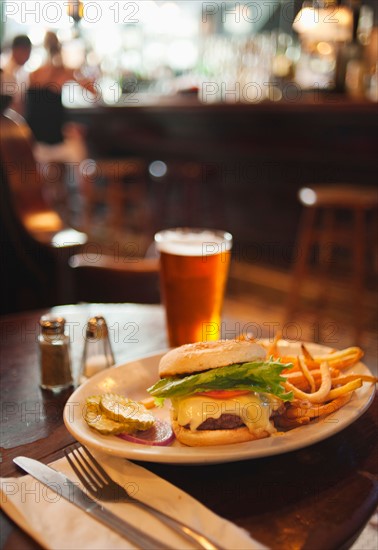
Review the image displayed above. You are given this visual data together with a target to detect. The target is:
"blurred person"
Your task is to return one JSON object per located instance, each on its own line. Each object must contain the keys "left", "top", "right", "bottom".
{"left": 0, "top": 68, "right": 14, "bottom": 113}
{"left": 25, "top": 31, "right": 97, "bottom": 164}
{"left": 1, "top": 34, "right": 32, "bottom": 115}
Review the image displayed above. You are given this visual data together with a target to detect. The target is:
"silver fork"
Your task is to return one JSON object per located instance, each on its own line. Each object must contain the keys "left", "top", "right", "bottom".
{"left": 64, "top": 444, "right": 224, "bottom": 550}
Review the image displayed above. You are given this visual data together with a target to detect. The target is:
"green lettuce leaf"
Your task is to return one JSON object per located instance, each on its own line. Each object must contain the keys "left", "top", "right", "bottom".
{"left": 147, "top": 360, "right": 293, "bottom": 403}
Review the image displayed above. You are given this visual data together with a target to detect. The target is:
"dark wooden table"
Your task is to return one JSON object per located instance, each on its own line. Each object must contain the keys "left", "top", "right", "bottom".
{"left": 1, "top": 304, "right": 377, "bottom": 550}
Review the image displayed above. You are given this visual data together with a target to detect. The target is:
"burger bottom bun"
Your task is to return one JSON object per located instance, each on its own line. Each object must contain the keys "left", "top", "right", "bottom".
{"left": 172, "top": 420, "right": 270, "bottom": 447}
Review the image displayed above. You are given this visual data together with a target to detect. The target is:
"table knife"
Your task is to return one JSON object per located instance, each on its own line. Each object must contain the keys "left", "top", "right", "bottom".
{"left": 13, "top": 456, "right": 173, "bottom": 550}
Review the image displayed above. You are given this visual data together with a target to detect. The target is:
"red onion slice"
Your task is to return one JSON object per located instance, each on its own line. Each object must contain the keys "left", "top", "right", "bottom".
{"left": 117, "top": 420, "right": 175, "bottom": 446}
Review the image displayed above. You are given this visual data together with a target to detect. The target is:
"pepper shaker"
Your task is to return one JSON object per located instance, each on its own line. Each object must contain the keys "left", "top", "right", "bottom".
{"left": 38, "top": 316, "right": 73, "bottom": 391}
{"left": 80, "top": 315, "right": 115, "bottom": 383}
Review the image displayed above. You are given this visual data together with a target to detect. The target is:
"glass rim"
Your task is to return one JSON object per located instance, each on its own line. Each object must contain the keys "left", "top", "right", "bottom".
{"left": 154, "top": 227, "right": 233, "bottom": 256}
{"left": 154, "top": 227, "right": 233, "bottom": 243}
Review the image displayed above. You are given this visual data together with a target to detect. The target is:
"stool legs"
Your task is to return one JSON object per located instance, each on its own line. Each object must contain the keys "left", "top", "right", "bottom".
{"left": 353, "top": 207, "right": 365, "bottom": 343}
{"left": 285, "top": 206, "right": 316, "bottom": 324}
{"left": 286, "top": 203, "right": 369, "bottom": 345}
{"left": 317, "top": 207, "right": 335, "bottom": 311}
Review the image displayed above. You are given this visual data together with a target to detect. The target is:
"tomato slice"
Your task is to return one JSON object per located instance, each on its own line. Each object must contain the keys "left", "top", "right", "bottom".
{"left": 196, "top": 389, "right": 251, "bottom": 399}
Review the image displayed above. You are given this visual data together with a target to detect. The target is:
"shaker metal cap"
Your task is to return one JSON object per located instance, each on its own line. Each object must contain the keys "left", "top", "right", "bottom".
{"left": 39, "top": 316, "right": 66, "bottom": 334}
{"left": 86, "top": 315, "right": 109, "bottom": 339}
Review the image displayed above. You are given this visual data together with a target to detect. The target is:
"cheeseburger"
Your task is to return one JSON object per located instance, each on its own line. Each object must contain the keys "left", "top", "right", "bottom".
{"left": 147, "top": 339, "right": 293, "bottom": 446}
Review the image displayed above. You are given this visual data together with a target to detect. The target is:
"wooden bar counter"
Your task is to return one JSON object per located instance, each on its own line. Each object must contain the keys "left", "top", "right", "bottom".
{"left": 69, "top": 95, "right": 378, "bottom": 264}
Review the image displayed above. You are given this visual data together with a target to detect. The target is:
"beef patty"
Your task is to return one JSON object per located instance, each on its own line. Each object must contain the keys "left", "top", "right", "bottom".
{"left": 194, "top": 414, "right": 245, "bottom": 431}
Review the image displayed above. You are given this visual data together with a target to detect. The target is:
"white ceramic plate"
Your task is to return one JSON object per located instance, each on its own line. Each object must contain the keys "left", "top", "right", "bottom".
{"left": 63, "top": 342, "right": 376, "bottom": 465}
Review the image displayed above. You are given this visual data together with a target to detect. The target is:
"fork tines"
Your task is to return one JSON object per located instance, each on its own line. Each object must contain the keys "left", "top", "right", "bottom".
{"left": 65, "top": 444, "right": 112, "bottom": 495}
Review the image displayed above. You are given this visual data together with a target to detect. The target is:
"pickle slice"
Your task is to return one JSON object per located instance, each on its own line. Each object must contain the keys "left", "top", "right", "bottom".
{"left": 100, "top": 393, "right": 155, "bottom": 431}
{"left": 84, "top": 395, "right": 102, "bottom": 423}
{"left": 84, "top": 395, "right": 135, "bottom": 435}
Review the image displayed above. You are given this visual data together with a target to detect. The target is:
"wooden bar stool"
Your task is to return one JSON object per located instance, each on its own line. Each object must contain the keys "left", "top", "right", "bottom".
{"left": 285, "top": 184, "right": 378, "bottom": 343}
{"left": 80, "top": 158, "right": 152, "bottom": 239}
{"left": 151, "top": 160, "right": 226, "bottom": 229}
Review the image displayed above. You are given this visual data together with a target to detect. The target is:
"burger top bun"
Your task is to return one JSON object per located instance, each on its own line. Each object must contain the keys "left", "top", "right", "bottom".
{"left": 159, "top": 339, "right": 267, "bottom": 378}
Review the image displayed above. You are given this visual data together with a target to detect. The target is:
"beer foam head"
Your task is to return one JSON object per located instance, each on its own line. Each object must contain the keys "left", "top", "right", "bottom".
{"left": 155, "top": 228, "right": 232, "bottom": 256}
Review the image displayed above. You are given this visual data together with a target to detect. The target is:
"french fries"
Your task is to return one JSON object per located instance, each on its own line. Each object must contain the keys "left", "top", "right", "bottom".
{"left": 298, "top": 355, "right": 315, "bottom": 393}
{"left": 267, "top": 342, "right": 364, "bottom": 374}
{"left": 285, "top": 361, "right": 332, "bottom": 403}
{"left": 277, "top": 393, "right": 354, "bottom": 428}
{"left": 263, "top": 339, "right": 377, "bottom": 429}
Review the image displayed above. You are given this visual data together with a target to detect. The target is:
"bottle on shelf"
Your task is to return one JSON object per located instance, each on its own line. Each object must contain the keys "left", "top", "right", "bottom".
{"left": 335, "top": 0, "right": 367, "bottom": 96}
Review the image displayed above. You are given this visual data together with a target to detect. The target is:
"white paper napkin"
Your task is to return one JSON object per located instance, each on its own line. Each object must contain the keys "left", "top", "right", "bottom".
{"left": 1, "top": 451, "right": 267, "bottom": 550}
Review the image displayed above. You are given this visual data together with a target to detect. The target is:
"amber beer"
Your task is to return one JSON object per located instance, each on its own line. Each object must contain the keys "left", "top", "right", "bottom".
{"left": 155, "top": 228, "right": 233, "bottom": 347}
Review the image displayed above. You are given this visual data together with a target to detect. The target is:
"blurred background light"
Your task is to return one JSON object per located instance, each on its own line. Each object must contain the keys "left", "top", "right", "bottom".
{"left": 149, "top": 160, "right": 168, "bottom": 178}
{"left": 299, "top": 187, "right": 317, "bottom": 206}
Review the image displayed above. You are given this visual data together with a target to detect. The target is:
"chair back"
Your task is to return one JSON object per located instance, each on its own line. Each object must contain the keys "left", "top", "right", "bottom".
{"left": 1, "top": 111, "right": 84, "bottom": 243}
{"left": 69, "top": 255, "right": 161, "bottom": 304}
{"left": 0, "top": 110, "right": 87, "bottom": 312}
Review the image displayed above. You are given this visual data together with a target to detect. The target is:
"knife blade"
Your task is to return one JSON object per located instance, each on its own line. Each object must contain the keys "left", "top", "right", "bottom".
{"left": 13, "top": 456, "right": 173, "bottom": 550}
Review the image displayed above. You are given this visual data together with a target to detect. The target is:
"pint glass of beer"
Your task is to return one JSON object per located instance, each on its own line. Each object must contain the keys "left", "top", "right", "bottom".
{"left": 155, "top": 228, "right": 233, "bottom": 347}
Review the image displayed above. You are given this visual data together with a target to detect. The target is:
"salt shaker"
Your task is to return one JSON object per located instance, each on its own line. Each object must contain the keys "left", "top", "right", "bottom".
{"left": 38, "top": 316, "right": 73, "bottom": 391}
{"left": 80, "top": 316, "right": 115, "bottom": 382}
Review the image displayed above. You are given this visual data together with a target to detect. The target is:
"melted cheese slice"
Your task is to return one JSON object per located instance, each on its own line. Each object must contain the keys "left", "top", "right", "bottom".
{"left": 172, "top": 393, "right": 276, "bottom": 434}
